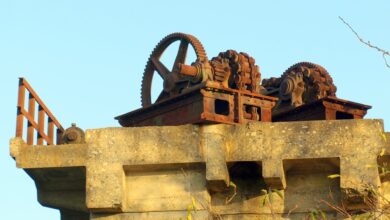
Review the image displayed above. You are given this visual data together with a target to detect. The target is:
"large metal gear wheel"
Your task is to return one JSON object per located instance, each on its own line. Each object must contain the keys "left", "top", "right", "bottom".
{"left": 141, "top": 33, "right": 208, "bottom": 107}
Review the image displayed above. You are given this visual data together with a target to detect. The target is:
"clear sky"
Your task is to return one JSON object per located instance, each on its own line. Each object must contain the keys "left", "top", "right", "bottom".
{"left": 1, "top": 0, "right": 389, "bottom": 219}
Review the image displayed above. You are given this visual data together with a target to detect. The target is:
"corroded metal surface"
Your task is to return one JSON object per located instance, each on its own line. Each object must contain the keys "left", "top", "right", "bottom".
{"left": 117, "top": 34, "right": 373, "bottom": 126}
{"left": 262, "top": 62, "right": 337, "bottom": 109}
{"left": 272, "top": 96, "right": 371, "bottom": 122}
{"left": 118, "top": 33, "right": 277, "bottom": 126}
{"left": 15, "top": 33, "right": 373, "bottom": 131}
{"left": 60, "top": 123, "right": 86, "bottom": 144}
{"left": 262, "top": 62, "right": 370, "bottom": 121}
{"left": 141, "top": 33, "right": 208, "bottom": 107}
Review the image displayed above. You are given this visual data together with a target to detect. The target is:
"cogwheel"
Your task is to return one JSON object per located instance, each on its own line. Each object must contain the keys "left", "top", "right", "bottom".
{"left": 282, "top": 62, "right": 337, "bottom": 97}
{"left": 140, "top": 33, "right": 208, "bottom": 107}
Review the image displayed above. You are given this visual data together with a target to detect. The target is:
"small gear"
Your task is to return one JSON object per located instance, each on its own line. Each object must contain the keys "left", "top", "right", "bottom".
{"left": 262, "top": 62, "right": 337, "bottom": 106}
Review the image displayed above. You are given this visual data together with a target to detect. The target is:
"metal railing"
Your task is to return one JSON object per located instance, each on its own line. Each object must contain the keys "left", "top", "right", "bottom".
{"left": 16, "top": 77, "right": 64, "bottom": 145}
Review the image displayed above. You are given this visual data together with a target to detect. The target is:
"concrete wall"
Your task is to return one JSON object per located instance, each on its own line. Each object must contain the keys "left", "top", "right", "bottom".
{"left": 10, "top": 119, "right": 390, "bottom": 219}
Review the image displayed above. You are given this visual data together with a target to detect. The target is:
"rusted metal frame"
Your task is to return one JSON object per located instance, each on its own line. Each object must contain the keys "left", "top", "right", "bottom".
{"left": 272, "top": 103, "right": 326, "bottom": 122}
{"left": 245, "top": 95, "right": 273, "bottom": 122}
{"left": 325, "top": 108, "right": 337, "bottom": 120}
{"left": 261, "top": 108, "right": 272, "bottom": 122}
{"left": 200, "top": 86, "right": 276, "bottom": 124}
{"left": 323, "top": 101, "right": 367, "bottom": 119}
{"left": 323, "top": 101, "right": 367, "bottom": 115}
{"left": 271, "top": 96, "right": 371, "bottom": 122}
{"left": 236, "top": 89, "right": 275, "bottom": 123}
{"left": 19, "top": 108, "right": 53, "bottom": 145}
{"left": 324, "top": 96, "right": 372, "bottom": 109}
{"left": 150, "top": 97, "right": 204, "bottom": 125}
{"left": 250, "top": 106, "right": 257, "bottom": 121}
{"left": 240, "top": 95, "right": 264, "bottom": 122}
{"left": 227, "top": 94, "right": 235, "bottom": 122}
{"left": 19, "top": 78, "right": 64, "bottom": 131}
{"left": 201, "top": 112, "right": 236, "bottom": 125}
{"left": 201, "top": 89, "right": 234, "bottom": 123}
{"left": 241, "top": 96, "right": 259, "bottom": 121}
{"left": 116, "top": 85, "right": 277, "bottom": 126}
{"left": 122, "top": 91, "right": 207, "bottom": 126}
{"left": 116, "top": 88, "right": 204, "bottom": 126}
{"left": 205, "top": 81, "right": 278, "bottom": 101}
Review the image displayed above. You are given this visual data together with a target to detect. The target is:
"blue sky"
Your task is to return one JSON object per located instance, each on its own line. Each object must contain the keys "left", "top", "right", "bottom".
{"left": 1, "top": 1, "right": 389, "bottom": 219}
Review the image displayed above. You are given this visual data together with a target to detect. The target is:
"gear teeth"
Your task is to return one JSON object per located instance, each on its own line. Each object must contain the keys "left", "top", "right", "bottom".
{"left": 140, "top": 33, "right": 208, "bottom": 107}
{"left": 283, "top": 62, "right": 329, "bottom": 78}
{"left": 262, "top": 61, "right": 337, "bottom": 102}
{"left": 282, "top": 62, "right": 337, "bottom": 97}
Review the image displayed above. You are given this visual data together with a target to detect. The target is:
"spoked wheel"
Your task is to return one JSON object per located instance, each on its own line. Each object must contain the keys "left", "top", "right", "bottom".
{"left": 141, "top": 33, "right": 208, "bottom": 107}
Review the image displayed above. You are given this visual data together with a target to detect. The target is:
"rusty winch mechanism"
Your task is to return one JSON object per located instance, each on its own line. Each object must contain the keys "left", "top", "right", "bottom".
{"left": 14, "top": 33, "right": 372, "bottom": 146}
{"left": 261, "top": 62, "right": 371, "bottom": 121}
{"left": 116, "top": 33, "right": 277, "bottom": 126}
{"left": 115, "top": 33, "right": 371, "bottom": 127}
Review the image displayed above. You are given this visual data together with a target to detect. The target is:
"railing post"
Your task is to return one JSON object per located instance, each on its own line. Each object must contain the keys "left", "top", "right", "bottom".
{"left": 16, "top": 78, "right": 25, "bottom": 138}
{"left": 48, "top": 118, "right": 54, "bottom": 145}
{"left": 37, "top": 105, "right": 45, "bottom": 145}
{"left": 27, "top": 94, "right": 36, "bottom": 145}
{"left": 15, "top": 77, "right": 64, "bottom": 145}
{"left": 56, "top": 128, "right": 64, "bottom": 145}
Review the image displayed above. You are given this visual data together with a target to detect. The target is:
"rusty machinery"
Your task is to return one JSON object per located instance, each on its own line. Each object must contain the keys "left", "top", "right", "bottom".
{"left": 60, "top": 123, "right": 85, "bottom": 144}
{"left": 116, "top": 33, "right": 371, "bottom": 127}
{"left": 261, "top": 62, "right": 371, "bottom": 121}
{"left": 14, "top": 33, "right": 372, "bottom": 148}
{"left": 116, "top": 33, "right": 277, "bottom": 126}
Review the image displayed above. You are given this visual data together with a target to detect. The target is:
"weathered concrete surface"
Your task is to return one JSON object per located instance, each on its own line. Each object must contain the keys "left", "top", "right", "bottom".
{"left": 10, "top": 119, "right": 390, "bottom": 219}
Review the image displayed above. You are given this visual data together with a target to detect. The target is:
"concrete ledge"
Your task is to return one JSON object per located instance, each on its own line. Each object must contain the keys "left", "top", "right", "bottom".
{"left": 262, "top": 159, "right": 286, "bottom": 189}
{"left": 10, "top": 119, "right": 390, "bottom": 217}
{"left": 202, "top": 125, "right": 230, "bottom": 192}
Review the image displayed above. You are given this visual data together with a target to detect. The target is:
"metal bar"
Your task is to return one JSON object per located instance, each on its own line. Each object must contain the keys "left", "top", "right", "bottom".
{"left": 20, "top": 78, "right": 64, "bottom": 132}
{"left": 20, "top": 108, "right": 39, "bottom": 130}
{"left": 16, "top": 79, "right": 26, "bottom": 137}
{"left": 205, "top": 81, "right": 278, "bottom": 101}
{"left": 48, "top": 119, "right": 54, "bottom": 145}
{"left": 27, "top": 94, "right": 36, "bottom": 145}
{"left": 15, "top": 78, "right": 63, "bottom": 145}
{"left": 19, "top": 108, "right": 52, "bottom": 145}
{"left": 56, "top": 128, "right": 63, "bottom": 145}
{"left": 178, "top": 64, "right": 198, "bottom": 77}
{"left": 37, "top": 105, "right": 45, "bottom": 145}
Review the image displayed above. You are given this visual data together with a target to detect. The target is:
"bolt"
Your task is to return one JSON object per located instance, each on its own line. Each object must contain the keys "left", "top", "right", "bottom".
{"left": 66, "top": 131, "right": 78, "bottom": 141}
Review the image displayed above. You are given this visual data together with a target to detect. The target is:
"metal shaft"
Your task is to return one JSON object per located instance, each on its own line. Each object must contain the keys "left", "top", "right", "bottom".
{"left": 178, "top": 64, "right": 198, "bottom": 77}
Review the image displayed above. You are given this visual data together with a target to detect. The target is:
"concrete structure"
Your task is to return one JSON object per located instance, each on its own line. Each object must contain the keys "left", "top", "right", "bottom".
{"left": 10, "top": 119, "right": 390, "bottom": 219}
